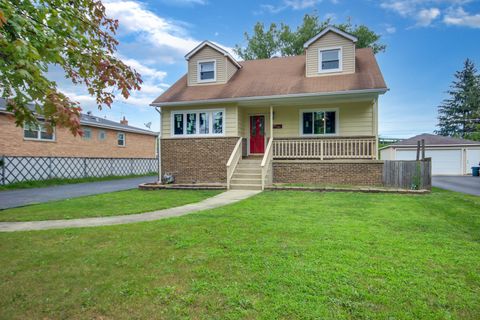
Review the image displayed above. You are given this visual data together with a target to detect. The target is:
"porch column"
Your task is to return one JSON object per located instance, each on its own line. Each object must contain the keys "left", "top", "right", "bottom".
{"left": 270, "top": 105, "right": 273, "bottom": 139}
{"left": 155, "top": 107, "right": 162, "bottom": 182}
{"left": 373, "top": 98, "right": 379, "bottom": 159}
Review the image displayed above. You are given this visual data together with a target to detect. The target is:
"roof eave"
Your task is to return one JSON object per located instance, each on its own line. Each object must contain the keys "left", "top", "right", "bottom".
{"left": 382, "top": 143, "right": 480, "bottom": 149}
{"left": 303, "top": 26, "right": 358, "bottom": 49}
{"left": 150, "top": 88, "right": 388, "bottom": 107}
{"left": 184, "top": 41, "right": 242, "bottom": 69}
{"left": 0, "top": 109, "right": 158, "bottom": 136}
{"left": 80, "top": 121, "right": 158, "bottom": 136}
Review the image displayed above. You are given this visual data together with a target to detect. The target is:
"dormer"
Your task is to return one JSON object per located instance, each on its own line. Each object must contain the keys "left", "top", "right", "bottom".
{"left": 304, "top": 26, "right": 357, "bottom": 77}
{"left": 185, "top": 41, "right": 241, "bottom": 86}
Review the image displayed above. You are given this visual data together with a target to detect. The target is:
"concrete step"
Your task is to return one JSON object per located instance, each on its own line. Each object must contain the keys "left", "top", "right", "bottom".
{"left": 240, "top": 159, "right": 262, "bottom": 164}
{"left": 230, "top": 183, "right": 262, "bottom": 190}
{"left": 237, "top": 162, "right": 261, "bottom": 168}
{"left": 235, "top": 168, "right": 261, "bottom": 174}
{"left": 232, "top": 173, "right": 262, "bottom": 179}
{"left": 231, "top": 178, "right": 262, "bottom": 185}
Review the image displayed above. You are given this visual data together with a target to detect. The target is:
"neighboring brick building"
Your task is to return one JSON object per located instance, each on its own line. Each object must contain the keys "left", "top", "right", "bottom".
{"left": 0, "top": 99, "right": 158, "bottom": 158}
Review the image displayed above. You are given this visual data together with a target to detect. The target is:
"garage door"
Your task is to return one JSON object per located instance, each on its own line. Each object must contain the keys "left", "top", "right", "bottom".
{"left": 466, "top": 149, "right": 480, "bottom": 173}
{"left": 395, "top": 149, "right": 462, "bottom": 175}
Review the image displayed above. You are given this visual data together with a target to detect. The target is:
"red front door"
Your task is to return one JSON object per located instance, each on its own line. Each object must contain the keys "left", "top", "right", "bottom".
{"left": 250, "top": 115, "right": 265, "bottom": 154}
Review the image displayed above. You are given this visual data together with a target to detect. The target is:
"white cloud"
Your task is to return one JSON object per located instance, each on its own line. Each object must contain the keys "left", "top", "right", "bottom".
{"left": 104, "top": 0, "right": 199, "bottom": 57}
{"left": 118, "top": 56, "right": 167, "bottom": 81}
{"left": 284, "top": 0, "right": 323, "bottom": 10}
{"left": 160, "top": 0, "right": 207, "bottom": 6}
{"left": 380, "top": 0, "right": 476, "bottom": 27}
{"left": 257, "top": 0, "right": 339, "bottom": 14}
{"left": 386, "top": 25, "right": 397, "bottom": 33}
{"left": 416, "top": 7, "right": 441, "bottom": 25}
{"left": 444, "top": 7, "right": 480, "bottom": 28}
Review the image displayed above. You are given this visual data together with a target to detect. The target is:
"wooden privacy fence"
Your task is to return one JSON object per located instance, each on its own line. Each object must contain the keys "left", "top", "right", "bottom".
{"left": 383, "top": 159, "right": 432, "bottom": 190}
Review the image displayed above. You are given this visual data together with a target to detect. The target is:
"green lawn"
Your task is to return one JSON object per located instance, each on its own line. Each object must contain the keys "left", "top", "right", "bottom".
{"left": 0, "top": 173, "right": 156, "bottom": 191}
{"left": 1, "top": 189, "right": 479, "bottom": 319}
{"left": 0, "top": 189, "right": 221, "bottom": 221}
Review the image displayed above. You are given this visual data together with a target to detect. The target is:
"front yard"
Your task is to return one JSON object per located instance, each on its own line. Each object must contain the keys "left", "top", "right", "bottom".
{"left": 0, "top": 189, "right": 221, "bottom": 221}
{"left": 1, "top": 189, "right": 479, "bottom": 319}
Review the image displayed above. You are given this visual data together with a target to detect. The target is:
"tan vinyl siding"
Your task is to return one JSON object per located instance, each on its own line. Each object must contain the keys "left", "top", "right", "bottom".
{"left": 237, "top": 106, "right": 244, "bottom": 137}
{"left": 271, "top": 101, "right": 374, "bottom": 137}
{"left": 188, "top": 46, "right": 227, "bottom": 86}
{"left": 226, "top": 58, "right": 238, "bottom": 81}
{"left": 305, "top": 31, "right": 355, "bottom": 77}
{"left": 162, "top": 105, "right": 238, "bottom": 137}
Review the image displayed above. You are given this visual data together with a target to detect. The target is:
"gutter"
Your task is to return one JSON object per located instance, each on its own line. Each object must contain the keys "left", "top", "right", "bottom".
{"left": 380, "top": 144, "right": 480, "bottom": 150}
{"left": 0, "top": 109, "right": 158, "bottom": 136}
{"left": 150, "top": 88, "right": 389, "bottom": 107}
{"left": 79, "top": 122, "right": 158, "bottom": 136}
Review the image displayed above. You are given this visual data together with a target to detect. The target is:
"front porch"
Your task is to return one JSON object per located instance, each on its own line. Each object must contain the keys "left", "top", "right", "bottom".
{"left": 227, "top": 135, "right": 379, "bottom": 190}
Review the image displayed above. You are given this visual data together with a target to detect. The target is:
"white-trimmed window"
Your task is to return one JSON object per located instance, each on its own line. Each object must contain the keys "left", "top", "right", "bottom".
{"left": 172, "top": 109, "right": 224, "bottom": 137}
{"left": 301, "top": 109, "right": 337, "bottom": 135}
{"left": 98, "top": 130, "right": 106, "bottom": 141}
{"left": 117, "top": 132, "right": 126, "bottom": 146}
{"left": 24, "top": 122, "right": 55, "bottom": 141}
{"left": 318, "top": 47, "right": 342, "bottom": 73}
{"left": 198, "top": 60, "right": 216, "bottom": 82}
{"left": 82, "top": 127, "right": 92, "bottom": 140}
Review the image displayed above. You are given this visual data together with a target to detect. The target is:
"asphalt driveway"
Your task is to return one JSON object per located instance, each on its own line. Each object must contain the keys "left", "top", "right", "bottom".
{"left": 432, "top": 176, "right": 480, "bottom": 196}
{"left": 0, "top": 175, "right": 157, "bottom": 210}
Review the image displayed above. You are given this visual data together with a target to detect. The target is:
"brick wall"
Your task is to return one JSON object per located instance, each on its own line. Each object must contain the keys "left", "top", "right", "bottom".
{"left": 161, "top": 137, "right": 238, "bottom": 184}
{"left": 273, "top": 160, "right": 384, "bottom": 186}
{"left": 0, "top": 113, "right": 156, "bottom": 158}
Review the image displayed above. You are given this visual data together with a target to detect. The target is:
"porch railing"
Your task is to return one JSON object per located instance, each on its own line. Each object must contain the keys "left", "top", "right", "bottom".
{"left": 226, "top": 137, "right": 243, "bottom": 189}
{"left": 273, "top": 137, "right": 377, "bottom": 159}
{"left": 261, "top": 137, "right": 274, "bottom": 190}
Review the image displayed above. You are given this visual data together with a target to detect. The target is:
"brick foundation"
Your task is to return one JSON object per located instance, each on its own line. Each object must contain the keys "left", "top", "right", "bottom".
{"left": 161, "top": 137, "right": 239, "bottom": 184}
{"left": 273, "top": 160, "right": 384, "bottom": 186}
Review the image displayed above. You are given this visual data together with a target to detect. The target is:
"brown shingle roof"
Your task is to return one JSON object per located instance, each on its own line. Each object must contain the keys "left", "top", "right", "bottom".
{"left": 390, "top": 134, "right": 480, "bottom": 147}
{"left": 152, "top": 48, "right": 387, "bottom": 105}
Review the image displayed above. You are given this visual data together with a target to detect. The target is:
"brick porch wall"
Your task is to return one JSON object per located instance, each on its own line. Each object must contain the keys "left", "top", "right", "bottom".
{"left": 273, "top": 160, "right": 384, "bottom": 186}
{"left": 161, "top": 137, "right": 239, "bottom": 184}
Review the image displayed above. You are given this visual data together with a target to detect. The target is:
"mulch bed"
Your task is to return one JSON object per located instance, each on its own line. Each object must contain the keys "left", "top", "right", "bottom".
{"left": 139, "top": 183, "right": 226, "bottom": 191}
{"left": 267, "top": 185, "right": 430, "bottom": 194}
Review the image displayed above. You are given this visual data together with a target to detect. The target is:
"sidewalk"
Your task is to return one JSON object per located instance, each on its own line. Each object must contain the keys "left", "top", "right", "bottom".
{"left": 0, "top": 190, "right": 260, "bottom": 232}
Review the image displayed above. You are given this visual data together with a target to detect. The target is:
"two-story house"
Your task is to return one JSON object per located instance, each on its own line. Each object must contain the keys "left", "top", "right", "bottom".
{"left": 151, "top": 26, "right": 388, "bottom": 190}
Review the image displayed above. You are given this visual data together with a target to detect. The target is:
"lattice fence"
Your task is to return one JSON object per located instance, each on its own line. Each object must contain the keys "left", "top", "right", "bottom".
{"left": 0, "top": 156, "right": 158, "bottom": 185}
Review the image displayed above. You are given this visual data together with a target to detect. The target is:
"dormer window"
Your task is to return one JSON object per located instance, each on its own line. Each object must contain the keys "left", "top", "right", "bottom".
{"left": 198, "top": 60, "right": 216, "bottom": 82}
{"left": 319, "top": 47, "right": 342, "bottom": 73}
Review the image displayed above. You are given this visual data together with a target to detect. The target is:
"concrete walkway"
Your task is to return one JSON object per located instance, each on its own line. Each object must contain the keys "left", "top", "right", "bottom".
{"left": 0, "top": 176, "right": 157, "bottom": 209}
{"left": 0, "top": 190, "right": 260, "bottom": 232}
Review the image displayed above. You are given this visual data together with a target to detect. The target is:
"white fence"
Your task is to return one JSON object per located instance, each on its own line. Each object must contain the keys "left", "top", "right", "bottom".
{"left": 273, "top": 137, "right": 377, "bottom": 159}
{"left": 0, "top": 156, "right": 158, "bottom": 185}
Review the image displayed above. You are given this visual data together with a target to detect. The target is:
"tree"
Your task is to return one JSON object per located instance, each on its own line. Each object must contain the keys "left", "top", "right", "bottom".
{"left": 436, "top": 59, "right": 480, "bottom": 140}
{"left": 234, "top": 22, "right": 279, "bottom": 60}
{"left": 235, "top": 13, "right": 386, "bottom": 60}
{"left": 0, "top": 0, "right": 142, "bottom": 135}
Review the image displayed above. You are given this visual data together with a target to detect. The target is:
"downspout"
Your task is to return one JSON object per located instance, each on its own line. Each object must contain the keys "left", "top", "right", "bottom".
{"left": 373, "top": 97, "right": 379, "bottom": 160}
{"left": 155, "top": 107, "right": 162, "bottom": 183}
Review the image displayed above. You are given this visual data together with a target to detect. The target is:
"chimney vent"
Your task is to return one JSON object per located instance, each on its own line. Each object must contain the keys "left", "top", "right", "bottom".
{"left": 120, "top": 116, "right": 128, "bottom": 126}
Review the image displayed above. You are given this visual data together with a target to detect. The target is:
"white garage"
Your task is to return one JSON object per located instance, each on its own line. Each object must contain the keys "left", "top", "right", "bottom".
{"left": 380, "top": 134, "right": 480, "bottom": 176}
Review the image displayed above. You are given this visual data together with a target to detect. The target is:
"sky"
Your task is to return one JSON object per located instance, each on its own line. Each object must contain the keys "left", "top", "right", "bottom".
{"left": 55, "top": 0, "right": 480, "bottom": 138}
